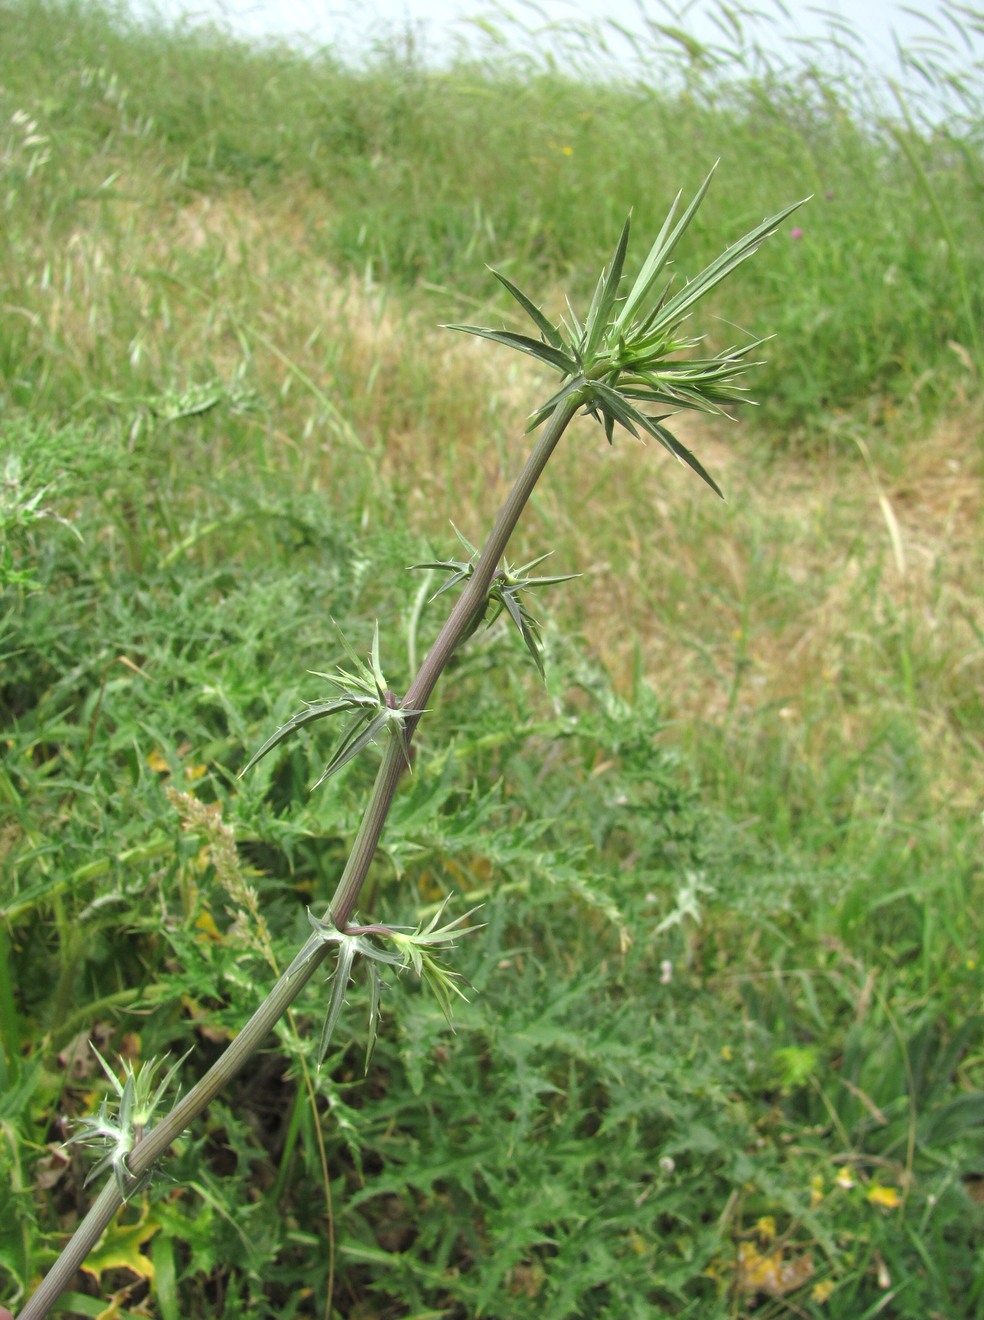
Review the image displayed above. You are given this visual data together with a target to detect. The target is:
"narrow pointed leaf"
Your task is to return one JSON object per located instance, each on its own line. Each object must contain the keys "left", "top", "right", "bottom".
{"left": 318, "top": 940, "right": 358, "bottom": 1065}
{"left": 389, "top": 712, "right": 416, "bottom": 772}
{"left": 490, "top": 270, "right": 565, "bottom": 348}
{"left": 313, "top": 710, "right": 391, "bottom": 788}
{"left": 430, "top": 565, "right": 474, "bottom": 598}
{"left": 368, "top": 620, "right": 385, "bottom": 694}
{"left": 640, "top": 416, "right": 725, "bottom": 498}
{"left": 240, "top": 699, "right": 365, "bottom": 777}
{"left": 646, "top": 197, "right": 807, "bottom": 338}
{"left": 498, "top": 587, "right": 529, "bottom": 642}
{"left": 443, "top": 325, "right": 576, "bottom": 374}
{"left": 589, "top": 380, "right": 644, "bottom": 438}
{"left": 614, "top": 166, "right": 718, "bottom": 333}
{"left": 419, "top": 955, "right": 471, "bottom": 1025}
{"left": 517, "top": 604, "right": 544, "bottom": 660}
{"left": 526, "top": 375, "right": 590, "bottom": 431}
{"left": 511, "top": 550, "right": 554, "bottom": 575}
{"left": 591, "top": 383, "right": 725, "bottom": 495}
{"left": 451, "top": 524, "right": 481, "bottom": 558}
{"left": 621, "top": 379, "right": 726, "bottom": 414}
{"left": 333, "top": 620, "right": 371, "bottom": 676}
{"left": 583, "top": 215, "right": 631, "bottom": 359}
{"left": 410, "top": 557, "right": 474, "bottom": 598}
{"left": 365, "top": 962, "right": 383, "bottom": 1072}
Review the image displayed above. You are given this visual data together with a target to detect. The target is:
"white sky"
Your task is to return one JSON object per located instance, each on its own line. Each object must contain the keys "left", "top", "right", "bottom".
{"left": 135, "top": 0, "right": 975, "bottom": 79}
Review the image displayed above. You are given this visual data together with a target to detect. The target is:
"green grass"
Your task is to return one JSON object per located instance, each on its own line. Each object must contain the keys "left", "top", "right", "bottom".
{"left": 1, "top": 1, "right": 983, "bottom": 1316}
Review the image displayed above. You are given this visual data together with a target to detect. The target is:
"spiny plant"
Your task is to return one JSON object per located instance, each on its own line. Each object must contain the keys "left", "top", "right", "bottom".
{"left": 19, "top": 166, "right": 804, "bottom": 1318}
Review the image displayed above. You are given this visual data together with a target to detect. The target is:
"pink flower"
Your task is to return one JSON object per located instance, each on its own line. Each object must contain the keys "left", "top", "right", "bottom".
{"left": 791, "top": 227, "right": 804, "bottom": 240}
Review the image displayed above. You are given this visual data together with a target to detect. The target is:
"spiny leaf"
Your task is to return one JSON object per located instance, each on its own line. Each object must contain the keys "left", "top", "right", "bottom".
{"left": 442, "top": 325, "right": 576, "bottom": 374}
{"left": 368, "top": 619, "right": 386, "bottom": 694}
{"left": 645, "top": 196, "right": 807, "bottom": 338}
{"left": 419, "top": 953, "right": 472, "bottom": 1026}
{"left": 587, "top": 381, "right": 724, "bottom": 495}
{"left": 645, "top": 419, "right": 726, "bottom": 499}
{"left": 613, "top": 167, "right": 716, "bottom": 334}
{"left": 497, "top": 589, "right": 546, "bottom": 678}
{"left": 317, "top": 937, "right": 358, "bottom": 1065}
{"left": 239, "top": 698, "right": 368, "bottom": 777}
{"left": 365, "top": 961, "right": 383, "bottom": 1071}
{"left": 490, "top": 269, "right": 565, "bottom": 348}
{"left": 526, "top": 375, "right": 590, "bottom": 432}
{"left": 583, "top": 215, "right": 632, "bottom": 359}
{"left": 312, "top": 709, "right": 391, "bottom": 788}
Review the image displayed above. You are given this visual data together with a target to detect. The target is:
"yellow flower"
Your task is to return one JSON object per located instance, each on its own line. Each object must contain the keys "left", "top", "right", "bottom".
{"left": 810, "top": 1175, "right": 825, "bottom": 1207}
{"left": 812, "top": 1279, "right": 835, "bottom": 1304}
{"left": 756, "top": 1216, "right": 777, "bottom": 1242}
{"left": 867, "top": 1184, "right": 901, "bottom": 1209}
{"left": 738, "top": 1242, "right": 814, "bottom": 1297}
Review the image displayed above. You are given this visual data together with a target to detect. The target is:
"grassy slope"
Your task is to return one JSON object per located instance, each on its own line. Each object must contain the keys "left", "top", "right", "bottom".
{"left": 1, "top": 2, "right": 983, "bottom": 1316}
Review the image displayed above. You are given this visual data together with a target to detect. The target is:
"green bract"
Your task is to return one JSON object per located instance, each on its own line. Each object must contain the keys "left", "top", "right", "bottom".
{"left": 64, "top": 1050, "right": 188, "bottom": 1200}
{"left": 413, "top": 525, "right": 578, "bottom": 677}
{"left": 446, "top": 166, "right": 806, "bottom": 498}
{"left": 305, "top": 900, "right": 481, "bottom": 1067}
{"left": 240, "top": 621, "right": 423, "bottom": 788}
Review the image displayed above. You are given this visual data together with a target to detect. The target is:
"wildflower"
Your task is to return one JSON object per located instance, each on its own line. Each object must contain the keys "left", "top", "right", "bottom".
{"left": 812, "top": 1279, "right": 835, "bottom": 1304}
{"left": 737, "top": 1242, "right": 813, "bottom": 1297}
{"left": 791, "top": 227, "right": 804, "bottom": 240}
{"left": 867, "top": 1184, "right": 901, "bottom": 1210}
{"left": 834, "top": 1168, "right": 855, "bottom": 1190}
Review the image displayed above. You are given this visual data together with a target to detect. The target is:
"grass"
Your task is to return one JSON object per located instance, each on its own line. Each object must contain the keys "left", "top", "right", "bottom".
{"left": 1, "top": 0, "right": 983, "bottom": 1316}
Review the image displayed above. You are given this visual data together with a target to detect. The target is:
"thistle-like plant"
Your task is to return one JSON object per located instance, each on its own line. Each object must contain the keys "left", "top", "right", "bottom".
{"left": 413, "top": 525, "right": 579, "bottom": 677}
{"left": 449, "top": 164, "right": 801, "bottom": 499}
{"left": 63, "top": 1051, "right": 187, "bottom": 1201}
{"left": 239, "top": 621, "right": 423, "bottom": 788}
{"left": 306, "top": 899, "right": 481, "bottom": 1068}
{"left": 22, "top": 169, "right": 804, "bottom": 1320}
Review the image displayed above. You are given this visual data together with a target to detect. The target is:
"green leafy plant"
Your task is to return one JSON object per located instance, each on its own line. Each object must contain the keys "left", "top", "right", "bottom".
{"left": 62, "top": 1051, "right": 189, "bottom": 1201}
{"left": 18, "top": 170, "right": 804, "bottom": 1318}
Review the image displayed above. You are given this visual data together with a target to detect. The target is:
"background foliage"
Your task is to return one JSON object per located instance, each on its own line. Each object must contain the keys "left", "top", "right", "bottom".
{"left": 1, "top": 1, "right": 982, "bottom": 1315}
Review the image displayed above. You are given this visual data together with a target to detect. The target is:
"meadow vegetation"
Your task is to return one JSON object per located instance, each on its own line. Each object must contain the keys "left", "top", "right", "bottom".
{"left": 1, "top": 0, "right": 982, "bottom": 1315}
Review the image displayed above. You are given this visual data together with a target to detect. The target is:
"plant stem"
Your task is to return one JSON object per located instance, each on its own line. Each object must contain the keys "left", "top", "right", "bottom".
{"left": 329, "top": 393, "right": 581, "bottom": 927}
{"left": 19, "top": 394, "right": 582, "bottom": 1320}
